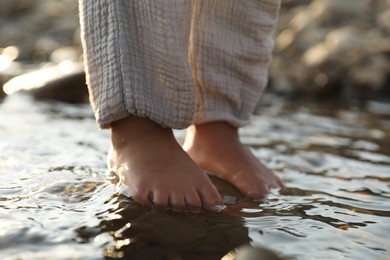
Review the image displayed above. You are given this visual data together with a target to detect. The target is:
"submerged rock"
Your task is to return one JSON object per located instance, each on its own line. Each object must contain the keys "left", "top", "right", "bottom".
{"left": 235, "top": 245, "right": 284, "bottom": 260}
{"left": 102, "top": 176, "right": 256, "bottom": 259}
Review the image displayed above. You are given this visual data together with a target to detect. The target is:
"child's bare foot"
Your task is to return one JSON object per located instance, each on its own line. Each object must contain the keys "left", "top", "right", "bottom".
{"left": 183, "top": 122, "right": 283, "bottom": 199}
{"left": 108, "top": 116, "right": 224, "bottom": 213}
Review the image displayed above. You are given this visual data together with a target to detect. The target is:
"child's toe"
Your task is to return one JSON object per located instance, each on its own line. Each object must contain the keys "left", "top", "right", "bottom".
{"left": 169, "top": 194, "right": 188, "bottom": 212}
{"left": 151, "top": 192, "right": 170, "bottom": 210}
{"left": 198, "top": 186, "right": 224, "bottom": 213}
{"left": 184, "top": 191, "right": 203, "bottom": 213}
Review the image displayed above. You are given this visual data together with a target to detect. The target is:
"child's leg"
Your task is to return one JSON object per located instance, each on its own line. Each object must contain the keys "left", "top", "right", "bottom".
{"left": 79, "top": 0, "right": 195, "bottom": 129}
{"left": 79, "top": 0, "right": 223, "bottom": 212}
{"left": 186, "top": 0, "right": 283, "bottom": 198}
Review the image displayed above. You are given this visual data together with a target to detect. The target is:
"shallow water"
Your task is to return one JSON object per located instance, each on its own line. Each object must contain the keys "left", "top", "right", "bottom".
{"left": 0, "top": 94, "right": 389, "bottom": 259}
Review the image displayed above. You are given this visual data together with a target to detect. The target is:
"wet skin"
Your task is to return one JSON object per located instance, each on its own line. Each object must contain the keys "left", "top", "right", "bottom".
{"left": 184, "top": 122, "right": 283, "bottom": 199}
{"left": 109, "top": 115, "right": 224, "bottom": 213}
{"left": 109, "top": 116, "right": 283, "bottom": 213}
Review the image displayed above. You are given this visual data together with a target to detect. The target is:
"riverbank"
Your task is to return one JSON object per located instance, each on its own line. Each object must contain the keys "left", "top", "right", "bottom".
{"left": 1, "top": 0, "right": 389, "bottom": 102}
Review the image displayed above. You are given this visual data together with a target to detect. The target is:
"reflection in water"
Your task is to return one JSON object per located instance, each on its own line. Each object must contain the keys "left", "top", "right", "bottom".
{"left": 99, "top": 193, "right": 249, "bottom": 259}
{"left": 0, "top": 94, "right": 389, "bottom": 259}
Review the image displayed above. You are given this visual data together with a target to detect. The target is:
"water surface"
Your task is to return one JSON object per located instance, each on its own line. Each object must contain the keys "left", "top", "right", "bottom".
{"left": 0, "top": 94, "right": 389, "bottom": 259}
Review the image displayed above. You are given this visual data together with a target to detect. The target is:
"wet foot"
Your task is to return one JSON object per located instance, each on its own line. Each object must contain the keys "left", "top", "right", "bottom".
{"left": 183, "top": 122, "right": 283, "bottom": 199}
{"left": 108, "top": 116, "right": 224, "bottom": 213}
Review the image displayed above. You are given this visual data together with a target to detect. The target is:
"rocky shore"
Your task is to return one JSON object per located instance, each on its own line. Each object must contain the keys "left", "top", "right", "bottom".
{"left": 272, "top": 0, "right": 390, "bottom": 100}
{"left": 0, "top": 0, "right": 389, "bottom": 102}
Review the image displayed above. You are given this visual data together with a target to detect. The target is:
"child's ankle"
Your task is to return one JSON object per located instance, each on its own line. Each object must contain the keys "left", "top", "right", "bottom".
{"left": 189, "top": 121, "right": 239, "bottom": 143}
{"left": 111, "top": 115, "right": 173, "bottom": 146}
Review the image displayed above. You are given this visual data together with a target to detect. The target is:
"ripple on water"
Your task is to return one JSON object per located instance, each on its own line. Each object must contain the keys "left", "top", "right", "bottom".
{"left": 0, "top": 95, "right": 389, "bottom": 259}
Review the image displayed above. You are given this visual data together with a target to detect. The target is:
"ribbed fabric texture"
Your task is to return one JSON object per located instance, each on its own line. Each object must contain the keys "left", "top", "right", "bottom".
{"left": 79, "top": 0, "right": 280, "bottom": 129}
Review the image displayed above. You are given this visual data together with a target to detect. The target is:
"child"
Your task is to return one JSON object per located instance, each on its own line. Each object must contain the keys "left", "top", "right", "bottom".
{"left": 79, "top": 0, "right": 283, "bottom": 213}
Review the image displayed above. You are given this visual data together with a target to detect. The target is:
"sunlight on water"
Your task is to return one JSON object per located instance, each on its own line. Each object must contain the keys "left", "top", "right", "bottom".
{"left": 0, "top": 94, "right": 389, "bottom": 259}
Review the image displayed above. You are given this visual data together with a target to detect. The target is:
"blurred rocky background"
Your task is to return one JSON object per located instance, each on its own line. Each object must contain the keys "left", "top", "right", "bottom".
{"left": 272, "top": 0, "right": 390, "bottom": 101}
{"left": 0, "top": 0, "right": 389, "bottom": 102}
{"left": 0, "top": 0, "right": 85, "bottom": 102}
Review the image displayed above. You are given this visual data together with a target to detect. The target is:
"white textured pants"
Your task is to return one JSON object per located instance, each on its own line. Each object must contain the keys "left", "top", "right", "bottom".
{"left": 79, "top": 0, "right": 280, "bottom": 129}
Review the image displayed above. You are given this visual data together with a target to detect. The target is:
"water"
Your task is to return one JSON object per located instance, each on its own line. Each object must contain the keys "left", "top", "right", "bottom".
{"left": 0, "top": 94, "right": 389, "bottom": 259}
